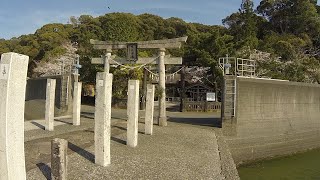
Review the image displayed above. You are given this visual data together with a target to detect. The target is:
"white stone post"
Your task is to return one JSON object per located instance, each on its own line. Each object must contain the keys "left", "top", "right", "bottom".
{"left": 51, "top": 138, "right": 68, "bottom": 180}
{"left": 145, "top": 84, "right": 155, "bottom": 135}
{"left": 158, "top": 48, "right": 167, "bottom": 126}
{"left": 0, "top": 52, "right": 29, "bottom": 180}
{"left": 104, "top": 51, "right": 112, "bottom": 73}
{"left": 45, "top": 79, "right": 56, "bottom": 131}
{"left": 127, "top": 80, "right": 139, "bottom": 147}
{"left": 94, "top": 72, "right": 113, "bottom": 166}
{"left": 73, "top": 82, "right": 82, "bottom": 126}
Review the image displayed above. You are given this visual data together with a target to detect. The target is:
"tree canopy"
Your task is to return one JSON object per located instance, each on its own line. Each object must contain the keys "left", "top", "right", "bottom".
{"left": 1, "top": 1, "right": 320, "bottom": 85}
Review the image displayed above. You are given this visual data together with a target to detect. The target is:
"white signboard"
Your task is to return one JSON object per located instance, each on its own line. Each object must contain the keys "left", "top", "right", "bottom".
{"left": 206, "top": 92, "right": 216, "bottom": 102}
{"left": 0, "top": 64, "right": 9, "bottom": 80}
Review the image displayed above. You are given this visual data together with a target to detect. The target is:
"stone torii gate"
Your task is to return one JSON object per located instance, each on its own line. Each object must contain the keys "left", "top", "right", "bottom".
{"left": 90, "top": 36, "right": 188, "bottom": 126}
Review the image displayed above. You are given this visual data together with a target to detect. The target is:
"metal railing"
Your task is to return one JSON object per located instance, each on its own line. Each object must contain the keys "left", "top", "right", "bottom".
{"left": 183, "top": 101, "right": 221, "bottom": 112}
{"left": 219, "top": 57, "right": 237, "bottom": 75}
{"left": 219, "top": 56, "right": 256, "bottom": 78}
{"left": 236, "top": 58, "right": 256, "bottom": 77}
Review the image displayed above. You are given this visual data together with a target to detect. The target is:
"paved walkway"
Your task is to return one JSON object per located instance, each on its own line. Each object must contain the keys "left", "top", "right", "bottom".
{"left": 25, "top": 106, "right": 238, "bottom": 179}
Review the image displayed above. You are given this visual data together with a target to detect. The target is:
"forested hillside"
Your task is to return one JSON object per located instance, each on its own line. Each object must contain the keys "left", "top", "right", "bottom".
{"left": 1, "top": 0, "right": 320, "bottom": 84}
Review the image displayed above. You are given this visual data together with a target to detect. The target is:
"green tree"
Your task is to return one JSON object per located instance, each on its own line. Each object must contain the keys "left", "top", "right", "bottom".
{"left": 99, "top": 13, "right": 140, "bottom": 41}
{"left": 223, "top": 0, "right": 259, "bottom": 49}
{"left": 257, "top": 0, "right": 320, "bottom": 38}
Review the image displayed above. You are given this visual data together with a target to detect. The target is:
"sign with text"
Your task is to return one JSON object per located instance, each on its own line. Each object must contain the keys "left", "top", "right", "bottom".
{"left": 206, "top": 92, "right": 216, "bottom": 102}
{"left": 127, "top": 43, "right": 138, "bottom": 61}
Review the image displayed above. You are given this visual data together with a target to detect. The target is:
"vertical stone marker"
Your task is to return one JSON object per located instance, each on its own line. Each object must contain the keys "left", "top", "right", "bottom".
{"left": 127, "top": 80, "right": 139, "bottom": 147}
{"left": 94, "top": 72, "right": 113, "bottom": 166}
{"left": 0, "top": 52, "right": 29, "bottom": 180}
{"left": 145, "top": 84, "right": 155, "bottom": 135}
{"left": 45, "top": 79, "right": 56, "bottom": 131}
{"left": 51, "top": 138, "right": 68, "bottom": 180}
{"left": 73, "top": 82, "right": 82, "bottom": 126}
{"left": 158, "top": 49, "right": 167, "bottom": 126}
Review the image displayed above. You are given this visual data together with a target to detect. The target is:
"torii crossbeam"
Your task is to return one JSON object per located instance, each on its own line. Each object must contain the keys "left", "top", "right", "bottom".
{"left": 90, "top": 36, "right": 188, "bottom": 126}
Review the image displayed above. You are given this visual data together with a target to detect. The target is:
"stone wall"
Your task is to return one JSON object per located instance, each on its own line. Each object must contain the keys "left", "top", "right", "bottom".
{"left": 223, "top": 77, "right": 320, "bottom": 165}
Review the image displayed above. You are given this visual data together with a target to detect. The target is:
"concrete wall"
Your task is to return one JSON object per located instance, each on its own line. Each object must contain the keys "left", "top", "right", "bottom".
{"left": 223, "top": 77, "right": 320, "bottom": 165}
{"left": 24, "top": 75, "right": 74, "bottom": 120}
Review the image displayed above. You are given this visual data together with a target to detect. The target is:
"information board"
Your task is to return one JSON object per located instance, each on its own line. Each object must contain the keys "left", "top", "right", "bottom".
{"left": 206, "top": 92, "right": 216, "bottom": 102}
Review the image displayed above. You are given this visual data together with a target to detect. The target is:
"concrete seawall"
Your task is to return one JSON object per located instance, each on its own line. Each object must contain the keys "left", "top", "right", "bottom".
{"left": 223, "top": 77, "right": 320, "bottom": 165}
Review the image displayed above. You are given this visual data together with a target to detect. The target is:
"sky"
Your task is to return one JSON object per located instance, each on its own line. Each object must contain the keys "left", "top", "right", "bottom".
{"left": 0, "top": 0, "right": 309, "bottom": 39}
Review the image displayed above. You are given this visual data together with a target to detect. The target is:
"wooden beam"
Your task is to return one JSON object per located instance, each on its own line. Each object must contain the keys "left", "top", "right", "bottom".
{"left": 90, "top": 36, "right": 188, "bottom": 50}
{"left": 91, "top": 57, "right": 182, "bottom": 65}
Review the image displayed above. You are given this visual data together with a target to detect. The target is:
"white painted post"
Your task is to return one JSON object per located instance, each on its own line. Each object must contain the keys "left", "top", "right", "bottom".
{"left": 145, "top": 84, "right": 155, "bottom": 135}
{"left": 45, "top": 79, "right": 56, "bottom": 131}
{"left": 94, "top": 72, "right": 113, "bottom": 166}
{"left": 127, "top": 80, "right": 139, "bottom": 147}
{"left": 158, "top": 48, "right": 167, "bottom": 126}
{"left": 0, "top": 52, "right": 29, "bottom": 180}
{"left": 73, "top": 82, "right": 82, "bottom": 126}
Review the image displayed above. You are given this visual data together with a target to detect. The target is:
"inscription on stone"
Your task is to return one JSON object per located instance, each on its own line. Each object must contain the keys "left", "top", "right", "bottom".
{"left": 0, "top": 64, "right": 9, "bottom": 80}
{"left": 98, "top": 80, "right": 104, "bottom": 87}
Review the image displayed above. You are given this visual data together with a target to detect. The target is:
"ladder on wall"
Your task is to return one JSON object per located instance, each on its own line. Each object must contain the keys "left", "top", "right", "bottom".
{"left": 219, "top": 55, "right": 257, "bottom": 119}
{"left": 224, "top": 75, "right": 236, "bottom": 118}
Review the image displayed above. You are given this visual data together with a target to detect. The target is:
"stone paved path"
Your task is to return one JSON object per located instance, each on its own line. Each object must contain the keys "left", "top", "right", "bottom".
{"left": 25, "top": 106, "right": 233, "bottom": 179}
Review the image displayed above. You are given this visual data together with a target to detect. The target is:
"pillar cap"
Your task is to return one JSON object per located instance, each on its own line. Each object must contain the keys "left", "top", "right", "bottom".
{"left": 105, "top": 49, "right": 112, "bottom": 53}
{"left": 159, "top": 48, "right": 166, "bottom": 52}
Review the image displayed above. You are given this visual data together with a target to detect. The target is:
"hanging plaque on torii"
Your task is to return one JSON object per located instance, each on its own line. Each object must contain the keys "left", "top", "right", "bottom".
{"left": 90, "top": 36, "right": 188, "bottom": 126}
{"left": 127, "top": 43, "right": 138, "bottom": 62}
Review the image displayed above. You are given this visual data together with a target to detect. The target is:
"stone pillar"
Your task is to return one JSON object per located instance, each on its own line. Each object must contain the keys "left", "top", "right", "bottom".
{"left": 140, "top": 68, "right": 148, "bottom": 110}
{"left": 145, "top": 84, "right": 155, "bottom": 135}
{"left": 158, "top": 48, "right": 167, "bottom": 126}
{"left": 104, "top": 51, "right": 112, "bottom": 73}
{"left": 74, "top": 74, "right": 79, "bottom": 83}
{"left": 180, "top": 65, "right": 186, "bottom": 112}
{"left": 0, "top": 53, "right": 28, "bottom": 180}
{"left": 45, "top": 79, "right": 56, "bottom": 131}
{"left": 127, "top": 80, "right": 139, "bottom": 147}
{"left": 51, "top": 138, "right": 68, "bottom": 180}
{"left": 73, "top": 82, "right": 82, "bottom": 126}
{"left": 94, "top": 73, "right": 113, "bottom": 166}
{"left": 59, "top": 75, "right": 69, "bottom": 110}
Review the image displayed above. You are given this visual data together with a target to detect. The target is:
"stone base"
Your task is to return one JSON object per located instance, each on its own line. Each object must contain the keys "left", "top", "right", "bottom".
{"left": 159, "top": 116, "right": 167, "bottom": 127}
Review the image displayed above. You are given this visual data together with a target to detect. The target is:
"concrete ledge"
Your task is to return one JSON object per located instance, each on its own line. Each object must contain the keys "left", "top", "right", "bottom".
{"left": 237, "top": 76, "right": 320, "bottom": 88}
{"left": 223, "top": 76, "right": 320, "bottom": 164}
{"left": 215, "top": 129, "right": 240, "bottom": 180}
{"left": 226, "top": 130, "right": 320, "bottom": 165}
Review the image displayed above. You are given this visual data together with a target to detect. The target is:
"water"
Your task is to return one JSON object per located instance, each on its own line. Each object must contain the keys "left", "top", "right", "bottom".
{"left": 238, "top": 149, "right": 320, "bottom": 180}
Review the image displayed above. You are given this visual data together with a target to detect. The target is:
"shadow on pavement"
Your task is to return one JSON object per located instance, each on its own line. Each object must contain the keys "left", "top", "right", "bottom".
{"left": 54, "top": 119, "right": 72, "bottom": 125}
{"left": 113, "top": 125, "right": 145, "bottom": 135}
{"left": 68, "top": 142, "right": 94, "bottom": 163}
{"left": 111, "top": 136, "right": 127, "bottom": 145}
{"left": 36, "top": 163, "right": 51, "bottom": 180}
{"left": 31, "top": 121, "right": 45, "bottom": 130}
{"left": 168, "top": 117, "right": 221, "bottom": 128}
{"left": 81, "top": 112, "right": 94, "bottom": 119}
